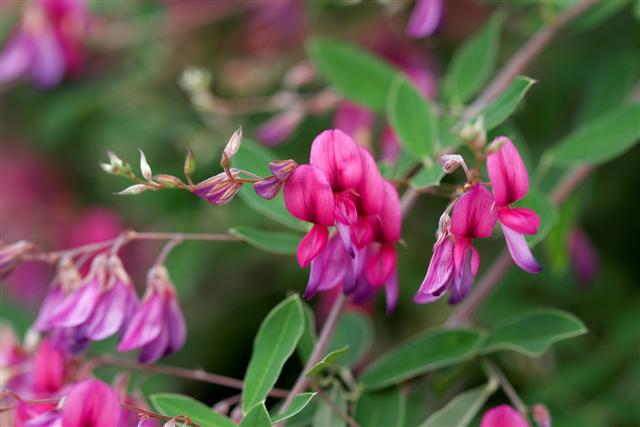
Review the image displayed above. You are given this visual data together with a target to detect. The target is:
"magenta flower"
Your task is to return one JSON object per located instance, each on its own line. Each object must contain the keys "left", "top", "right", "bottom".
{"left": 256, "top": 109, "right": 305, "bottom": 146}
{"left": 32, "top": 339, "right": 66, "bottom": 396}
{"left": 62, "top": 379, "right": 121, "bottom": 426}
{"left": 487, "top": 137, "right": 541, "bottom": 273}
{"left": 253, "top": 159, "right": 297, "bottom": 200}
{"left": 480, "top": 405, "right": 529, "bottom": 427}
{"left": 283, "top": 164, "right": 335, "bottom": 267}
{"left": 118, "top": 265, "right": 186, "bottom": 364}
{"left": 568, "top": 227, "right": 599, "bottom": 285}
{"left": 334, "top": 102, "right": 375, "bottom": 147}
{"left": 15, "top": 402, "right": 59, "bottom": 427}
{"left": 0, "top": 0, "right": 90, "bottom": 88}
{"left": 406, "top": 0, "right": 444, "bottom": 39}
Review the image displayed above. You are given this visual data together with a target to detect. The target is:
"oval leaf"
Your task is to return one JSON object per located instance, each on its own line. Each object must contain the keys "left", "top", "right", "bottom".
{"left": 482, "top": 308, "right": 587, "bottom": 357}
{"left": 229, "top": 226, "right": 301, "bottom": 255}
{"left": 549, "top": 103, "right": 640, "bottom": 166}
{"left": 410, "top": 161, "right": 446, "bottom": 190}
{"left": 240, "top": 402, "right": 271, "bottom": 427}
{"left": 308, "top": 38, "right": 398, "bottom": 110}
{"left": 444, "top": 14, "right": 503, "bottom": 104}
{"left": 270, "top": 393, "right": 316, "bottom": 424}
{"left": 481, "top": 76, "right": 535, "bottom": 131}
{"left": 360, "top": 328, "right": 486, "bottom": 391}
{"left": 150, "top": 393, "right": 236, "bottom": 427}
{"left": 306, "top": 346, "right": 350, "bottom": 376}
{"left": 297, "top": 302, "right": 317, "bottom": 364}
{"left": 328, "top": 311, "right": 374, "bottom": 367}
{"left": 355, "top": 387, "right": 406, "bottom": 427}
{"left": 419, "top": 378, "right": 498, "bottom": 427}
{"left": 388, "top": 76, "right": 438, "bottom": 159}
{"left": 242, "top": 294, "right": 305, "bottom": 413}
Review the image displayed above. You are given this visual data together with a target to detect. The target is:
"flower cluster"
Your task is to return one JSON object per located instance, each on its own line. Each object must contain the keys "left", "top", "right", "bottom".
{"left": 283, "top": 129, "right": 402, "bottom": 313}
{"left": 34, "top": 254, "right": 185, "bottom": 364}
{"left": 0, "top": 0, "right": 91, "bottom": 88}
{"left": 415, "top": 137, "right": 541, "bottom": 304}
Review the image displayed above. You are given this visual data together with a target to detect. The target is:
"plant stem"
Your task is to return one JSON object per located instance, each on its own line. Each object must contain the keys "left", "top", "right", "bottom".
{"left": 484, "top": 361, "right": 528, "bottom": 415}
{"left": 91, "top": 354, "right": 289, "bottom": 399}
{"left": 310, "top": 382, "right": 361, "bottom": 427}
{"left": 278, "top": 293, "right": 347, "bottom": 416}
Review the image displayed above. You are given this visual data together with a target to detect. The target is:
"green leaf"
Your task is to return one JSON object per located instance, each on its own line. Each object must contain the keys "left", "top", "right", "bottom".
{"left": 229, "top": 226, "right": 300, "bottom": 255}
{"left": 543, "top": 196, "right": 579, "bottom": 274}
{"left": 150, "top": 393, "right": 236, "bottom": 427}
{"left": 481, "top": 77, "right": 535, "bottom": 131}
{"left": 232, "top": 140, "right": 308, "bottom": 231}
{"left": 518, "top": 189, "right": 558, "bottom": 247}
{"left": 410, "top": 160, "right": 446, "bottom": 190}
{"left": 482, "top": 308, "right": 588, "bottom": 357}
{"left": 313, "top": 383, "right": 346, "bottom": 427}
{"left": 419, "top": 378, "right": 498, "bottom": 427}
{"left": 444, "top": 14, "right": 503, "bottom": 104}
{"left": 360, "top": 328, "right": 486, "bottom": 390}
{"left": 308, "top": 38, "right": 398, "bottom": 110}
{"left": 548, "top": 103, "right": 640, "bottom": 166}
{"left": 271, "top": 393, "right": 316, "bottom": 424}
{"left": 306, "top": 346, "right": 350, "bottom": 376}
{"left": 297, "top": 302, "right": 317, "bottom": 364}
{"left": 240, "top": 402, "right": 271, "bottom": 427}
{"left": 355, "top": 387, "right": 406, "bottom": 427}
{"left": 572, "top": 0, "right": 628, "bottom": 31}
{"left": 387, "top": 76, "right": 438, "bottom": 159}
{"left": 242, "top": 294, "right": 305, "bottom": 413}
{"left": 379, "top": 150, "right": 419, "bottom": 180}
{"left": 328, "top": 312, "right": 374, "bottom": 367}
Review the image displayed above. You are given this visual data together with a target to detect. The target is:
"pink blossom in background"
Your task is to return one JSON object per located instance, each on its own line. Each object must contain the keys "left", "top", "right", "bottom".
{"left": 568, "top": 227, "right": 599, "bottom": 286}
{"left": 480, "top": 405, "right": 529, "bottom": 427}
{"left": 245, "top": 0, "right": 306, "bottom": 56}
{"left": 406, "top": 0, "right": 444, "bottom": 39}
{"left": 0, "top": 0, "right": 91, "bottom": 88}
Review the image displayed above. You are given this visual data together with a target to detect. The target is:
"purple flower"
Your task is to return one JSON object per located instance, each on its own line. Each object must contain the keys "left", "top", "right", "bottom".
{"left": 569, "top": 227, "right": 599, "bottom": 285}
{"left": 118, "top": 265, "right": 186, "bottom": 364}
{"left": 253, "top": 159, "right": 297, "bottom": 200}
{"left": 192, "top": 171, "right": 243, "bottom": 206}
{"left": 406, "top": 0, "right": 444, "bottom": 39}
{"left": 256, "top": 109, "right": 305, "bottom": 146}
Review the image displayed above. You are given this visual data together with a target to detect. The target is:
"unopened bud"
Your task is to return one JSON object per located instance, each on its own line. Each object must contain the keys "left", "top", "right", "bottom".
{"left": 221, "top": 127, "right": 243, "bottom": 168}
{"left": 460, "top": 117, "right": 486, "bottom": 148}
{"left": 269, "top": 159, "right": 297, "bottom": 181}
{"left": 0, "top": 240, "right": 33, "bottom": 277}
{"left": 183, "top": 148, "right": 196, "bottom": 181}
{"left": 254, "top": 177, "right": 283, "bottom": 200}
{"left": 533, "top": 404, "right": 552, "bottom": 427}
{"left": 116, "top": 184, "right": 150, "bottom": 195}
{"left": 191, "top": 171, "right": 242, "bottom": 206}
{"left": 154, "top": 174, "right": 184, "bottom": 188}
{"left": 440, "top": 154, "right": 465, "bottom": 174}
{"left": 179, "top": 67, "right": 211, "bottom": 92}
{"left": 139, "top": 149, "right": 153, "bottom": 182}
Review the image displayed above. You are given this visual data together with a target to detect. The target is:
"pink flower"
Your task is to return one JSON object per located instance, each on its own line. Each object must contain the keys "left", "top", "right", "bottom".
{"left": 253, "top": 159, "right": 297, "bottom": 200}
{"left": 62, "top": 379, "right": 121, "bottom": 426}
{"left": 0, "top": 0, "right": 90, "bottom": 88}
{"left": 407, "top": 0, "right": 444, "bottom": 39}
{"left": 256, "top": 109, "right": 305, "bottom": 146}
{"left": 283, "top": 164, "right": 335, "bottom": 267}
{"left": 480, "top": 405, "right": 529, "bottom": 427}
{"left": 32, "top": 339, "right": 66, "bottom": 395}
{"left": 118, "top": 266, "right": 186, "bottom": 364}
{"left": 487, "top": 137, "right": 541, "bottom": 273}
{"left": 568, "top": 228, "right": 599, "bottom": 285}
{"left": 334, "top": 102, "right": 375, "bottom": 148}
{"left": 310, "top": 129, "right": 363, "bottom": 193}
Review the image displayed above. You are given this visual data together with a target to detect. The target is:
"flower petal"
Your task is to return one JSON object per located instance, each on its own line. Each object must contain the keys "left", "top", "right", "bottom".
{"left": 253, "top": 176, "right": 283, "bottom": 200}
{"left": 117, "top": 291, "right": 164, "bottom": 351}
{"left": 499, "top": 206, "right": 540, "bottom": 235}
{"left": 449, "top": 246, "right": 474, "bottom": 305}
{"left": 333, "top": 101, "right": 374, "bottom": 145}
{"left": 310, "top": 129, "right": 363, "bottom": 192}
{"left": 569, "top": 227, "right": 599, "bottom": 285}
{"left": 166, "top": 296, "right": 186, "bottom": 355}
{"left": 365, "top": 243, "right": 396, "bottom": 287}
{"left": 480, "top": 405, "right": 529, "bottom": 427}
{"left": 283, "top": 164, "right": 335, "bottom": 226}
{"left": 256, "top": 109, "right": 304, "bottom": 146}
{"left": 379, "top": 180, "right": 402, "bottom": 243}
{"left": 0, "top": 32, "right": 34, "bottom": 84}
{"left": 487, "top": 137, "right": 529, "bottom": 206}
{"left": 305, "top": 236, "right": 351, "bottom": 299}
{"left": 30, "top": 29, "right": 65, "bottom": 88}
{"left": 83, "top": 282, "right": 130, "bottom": 341}
{"left": 451, "top": 184, "right": 497, "bottom": 239}
{"left": 501, "top": 223, "right": 541, "bottom": 274}
{"left": 416, "top": 237, "right": 455, "bottom": 298}
{"left": 33, "top": 339, "right": 65, "bottom": 394}
{"left": 385, "top": 270, "right": 399, "bottom": 315}
{"left": 296, "top": 224, "right": 329, "bottom": 268}
{"left": 48, "top": 277, "right": 102, "bottom": 328}
{"left": 138, "top": 321, "right": 170, "bottom": 364}
{"left": 356, "top": 147, "right": 385, "bottom": 216}
{"left": 62, "top": 380, "right": 120, "bottom": 427}
{"left": 406, "top": 0, "right": 443, "bottom": 38}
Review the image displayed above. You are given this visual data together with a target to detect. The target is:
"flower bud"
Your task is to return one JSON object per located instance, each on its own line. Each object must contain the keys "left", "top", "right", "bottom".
{"left": 116, "top": 184, "right": 150, "bottom": 196}
{"left": 440, "top": 154, "right": 466, "bottom": 174}
{"left": 192, "top": 171, "right": 242, "bottom": 206}
{"left": 533, "top": 403, "right": 552, "bottom": 427}
{"left": 184, "top": 148, "right": 196, "bottom": 181}
{"left": 269, "top": 159, "right": 297, "bottom": 181}
{"left": 154, "top": 174, "right": 184, "bottom": 188}
{"left": 460, "top": 117, "right": 486, "bottom": 148}
{"left": 138, "top": 149, "right": 153, "bottom": 182}
{"left": 0, "top": 240, "right": 33, "bottom": 277}
{"left": 221, "top": 127, "right": 243, "bottom": 169}
{"left": 179, "top": 67, "right": 211, "bottom": 92}
{"left": 254, "top": 177, "right": 283, "bottom": 200}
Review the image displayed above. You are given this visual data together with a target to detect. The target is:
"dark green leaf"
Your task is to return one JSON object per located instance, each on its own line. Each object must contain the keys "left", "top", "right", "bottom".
{"left": 313, "top": 383, "right": 346, "bottom": 427}
{"left": 387, "top": 76, "right": 438, "bottom": 159}
{"left": 481, "top": 77, "right": 535, "bottom": 131}
{"left": 306, "top": 346, "right": 350, "bottom": 376}
{"left": 355, "top": 387, "right": 406, "bottom": 427}
{"left": 150, "top": 393, "right": 236, "bottom": 427}
{"left": 240, "top": 402, "right": 271, "bottom": 427}
{"left": 572, "top": 1, "right": 628, "bottom": 31}
{"left": 308, "top": 38, "right": 398, "bottom": 110}
{"left": 229, "top": 226, "right": 300, "bottom": 255}
{"left": 328, "top": 312, "right": 374, "bottom": 367}
{"left": 444, "top": 14, "right": 503, "bottom": 104}
{"left": 271, "top": 393, "right": 316, "bottom": 424}
{"left": 297, "top": 302, "right": 317, "bottom": 364}
{"left": 242, "top": 294, "right": 305, "bottom": 413}
{"left": 482, "top": 308, "right": 588, "bottom": 357}
{"left": 548, "top": 103, "right": 640, "bottom": 166}
{"left": 360, "top": 328, "right": 486, "bottom": 390}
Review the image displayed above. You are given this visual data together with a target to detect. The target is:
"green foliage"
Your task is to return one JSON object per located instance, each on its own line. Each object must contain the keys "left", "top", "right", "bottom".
{"left": 328, "top": 311, "right": 374, "bottom": 367}
{"left": 242, "top": 294, "right": 305, "bottom": 413}
{"left": 297, "top": 302, "right": 318, "bottom": 364}
{"left": 240, "top": 402, "right": 271, "bottom": 427}
{"left": 360, "top": 329, "right": 486, "bottom": 390}
{"left": 387, "top": 76, "right": 438, "bottom": 159}
{"left": 410, "top": 160, "right": 446, "bottom": 190}
{"left": 150, "top": 393, "right": 236, "bottom": 427}
{"left": 313, "top": 383, "right": 346, "bottom": 427}
{"left": 444, "top": 14, "right": 503, "bottom": 104}
{"left": 548, "top": 103, "right": 640, "bottom": 166}
{"left": 482, "top": 308, "right": 587, "bottom": 357}
{"left": 229, "top": 226, "right": 301, "bottom": 255}
{"left": 306, "top": 346, "right": 350, "bottom": 376}
{"left": 355, "top": 387, "right": 406, "bottom": 427}
{"left": 308, "top": 38, "right": 398, "bottom": 110}
{"left": 481, "top": 77, "right": 535, "bottom": 131}
{"left": 270, "top": 393, "right": 317, "bottom": 424}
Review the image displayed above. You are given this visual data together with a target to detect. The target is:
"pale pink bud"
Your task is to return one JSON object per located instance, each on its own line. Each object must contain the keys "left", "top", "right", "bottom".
{"left": 139, "top": 149, "right": 153, "bottom": 181}
{"left": 116, "top": 184, "right": 150, "bottom": 196}
{"left": 269, "top": 159, "right": 297, "bottom": 181}
{"left": 0, "top": 240, "right": 33, "bottom": 277}
{"left": 533, "top": 403, "right": 552, "bottom": 427}
{"left": 440, "top": 154, "right": 466, "bottom": 174}
{"left": 221, "top": 127, "right": 243, "bottom": 168}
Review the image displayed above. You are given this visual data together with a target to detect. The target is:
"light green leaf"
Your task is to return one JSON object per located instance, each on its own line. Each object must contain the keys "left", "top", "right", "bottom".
{"left": 445, "top": 14, "right": 503, "bottom": 104}
{"left": 232, "top": 140, "right": 308, "bottom": 231}
{"left": 239, "top": 402, "right": 271, "bottom": 427}
{"left": 297, "top": 302, "right": 317, "bottom": 364}
{"left": 420, "top": 378, "right": 498, "bottom": 427}
{"left": 410, "top": 160, "right": 445, "bottom": 190}
{"left": 313, "top": 383, "right": 346, "bottom": 427}
{"left": 328, "top": 312, "right": 374, "bottom": 367}
{"left": 306, "top": 346, "right": 350, "bottom": 376}
{"left": 271, "top": 393, "right": 316, "bottom": 424}
{"left": 387, "top": 76, "right": 438, "bottom": 159}
{"left": 543, "top": 196, "right": 579, "bottom": 274}
{"left": 483, "top": 308, "right": 587, "bottom": 357}
{"left": 548, "top": 103, "right": 640, "bottom": 166}
{"left": 355, "top": 387, "right": 406, "bottom": 427}
{"left": 229, "top": 226, "right": 300, "bottom": 255}
{"left": 150, "top": 393, "right": 236, "bottom": 427}
{"left": 242, "top": 294, "right": 305, "bottom": 413}
{"left": 481, "top": 77, "right": 535, "bottom": 131}
{"left": 360, "top": 328, "right": 486, "bottom": 391}
{"left": 308, "top": 38, "right": 398, "bottom": 110}
{"left": 379, "top": 149, "right": 419, "bottom": 180}
{"left": 518, "top": 189, "right": 558, "bottom": 247}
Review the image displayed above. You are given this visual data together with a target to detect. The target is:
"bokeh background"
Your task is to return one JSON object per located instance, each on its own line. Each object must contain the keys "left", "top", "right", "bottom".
{"left": 1, "top": 1, "right": 639, "bottom": 426}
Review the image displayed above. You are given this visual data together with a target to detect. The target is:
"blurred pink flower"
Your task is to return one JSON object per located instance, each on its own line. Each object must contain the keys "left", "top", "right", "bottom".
{"left": 480, "top": 405, "right": 529, "bottom": 427}
{"left": 568, "top": 227, "right": 599, "bottom": 285}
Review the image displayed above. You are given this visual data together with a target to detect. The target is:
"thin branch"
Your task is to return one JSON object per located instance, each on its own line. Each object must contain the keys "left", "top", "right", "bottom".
{"left": 310, "top": 382, "right": 360, "bottom": 427}
{"left": 278, "top": 293, "right": 347, "bottom": 417}
{"left": 484, "top": 361, "right": 528, "bottom": 415}
{"left": 91, "top": 355, "right": 289, "bottom": 399}
{"left": 154, "top": 239, "right": 182, "bottom": 266}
